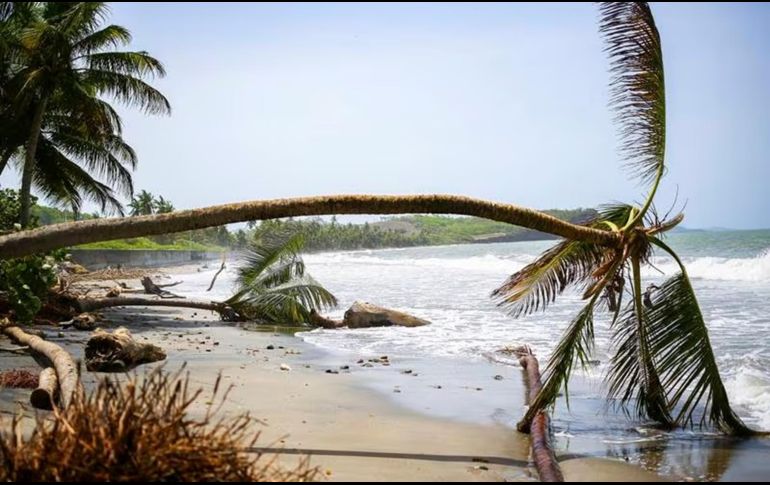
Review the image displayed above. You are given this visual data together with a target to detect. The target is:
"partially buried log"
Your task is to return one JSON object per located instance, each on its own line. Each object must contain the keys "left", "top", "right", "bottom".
{"left": 513, "top": 346, "right": 563, "bottom": 482}
{"left": 1, "top": 323, "right": 81, "bottom": 409}
{"left": 85, "top": 327, "right": 166, "bottom": 373}
{"left": 30, "top": 367, "right": 58, "bottom": 410}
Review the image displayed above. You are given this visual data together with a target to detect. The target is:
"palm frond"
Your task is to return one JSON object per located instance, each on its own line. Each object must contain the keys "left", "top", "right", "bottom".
{"left": 237, "top": 233, "right": 306, "bottom": 283}
{"left": 599, "top": 2, "right": 666, "bottom": 184}
{"left": 34, "top": 137, "right": 124, "bottom": 215}
{"left": 606, "top": 257, "right": 672, "bottom": 426}
{"left": 84, "top": 51, "right": 166, "bottom": 78}
{"left": 230, "top": 278, "right": 338, "bottom": 324}
{"left": 492, "top": 239, "right": 608, "bottom": 317}
{"left": 519, "top": 295, "right": 600, "bottom": 428}
{"left": 45, "top": 129, "right": 134, "bottom": 196}
{"left": 72, "top": 24, "right": 132, "bottom": 55}
{"left": 82, "top": 69, "right": 171, "bottom": 115}
{"left": 647, "top": 239, "right": 752, "bottom": 435}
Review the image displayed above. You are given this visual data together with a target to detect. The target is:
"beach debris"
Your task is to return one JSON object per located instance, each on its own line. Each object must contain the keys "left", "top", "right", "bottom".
{"left": 280, "top": 364, "right": 291, "bottom": 372}
{"left": 266, "top": 345, "right": 275, "bottom": 350}
{"left": 0, "top": 369, "right": 38, "bottom": 389}
{"left": 511, "top": 346, "right": 564, "bottom": 482}
{"left": 0, "top": 370, "right": 319, "bottom": 481}
{"left": 30, "top": 368, "right": 58, "bottom": 410}
{"left": 59, "top": 312, "right": 99, "bottom": 331}
{"left": 206, "top": 258, "right": 227, "bottom": 292}
{"left": 85, "top": 327, "right": 166, "bottom": 373}
{"left": 494, "top": 375, "right": 504, "bottom": 381}
{"left": 325, "top": 369, "right": 339, "bottom": 375}
{"left": 401, "top": 370, "right": 413, "bottom": 375}
{"left": 1, "top": 323, "right": 81, "bottom": 409}
{"left": 141, "top": 277, "right": 186, "bottom": 299}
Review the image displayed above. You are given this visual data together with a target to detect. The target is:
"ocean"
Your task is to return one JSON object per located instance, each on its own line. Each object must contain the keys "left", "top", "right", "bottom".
{"left": 176, "top": 229, "right": 770, "bottom": 479}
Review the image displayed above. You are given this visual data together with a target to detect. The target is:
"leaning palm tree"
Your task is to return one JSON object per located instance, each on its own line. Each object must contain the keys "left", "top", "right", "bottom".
{"left": 491, "top": 2, "right": 752, "bottom": 436}
{"left": 0, "top": 2, "right": 757, "bottom": 436}
{"left": 226, "top": 232, "right": 337, "bottom": 325}
{"left": 8, "top": 2, "right": 169, "bottom": 226}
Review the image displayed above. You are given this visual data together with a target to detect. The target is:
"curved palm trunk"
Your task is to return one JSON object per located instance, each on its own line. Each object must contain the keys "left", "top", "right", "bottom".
{"left": 19, "top": 98, "right": 48, "bottom": 228}
{"left": 0, "top": 194, "right": 620, "bottom": 259}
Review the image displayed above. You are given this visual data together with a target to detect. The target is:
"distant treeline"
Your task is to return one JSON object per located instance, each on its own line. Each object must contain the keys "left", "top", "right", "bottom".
{"left": 250, "top": 208, "right": 598, "bottom": 252}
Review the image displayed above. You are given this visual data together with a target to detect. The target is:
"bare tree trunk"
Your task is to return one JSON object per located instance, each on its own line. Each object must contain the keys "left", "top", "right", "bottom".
{"left": 0, "top": 195, "right": 619, "bottom": 259}
{"left": 2, "top": 324, "right": 80, "bottom": 409}
{"left": 30, "top": 367, "right": 58, "bottom": 410}
{"left": 19, "top": 98, "right": 48, "bottom": 228}
{"left": 76, "top": 296, "right": 235, "bottom": 317}
{"left": 516, "top": 347, "right": 563, "bottom": 482}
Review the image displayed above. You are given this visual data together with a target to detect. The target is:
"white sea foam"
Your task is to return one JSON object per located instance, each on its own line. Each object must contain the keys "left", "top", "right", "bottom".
{"left": 725, "top": 365, "right": 770, "bottom": 429}
{"left": 647, "top": 249, "right": 770, "bottom": 282}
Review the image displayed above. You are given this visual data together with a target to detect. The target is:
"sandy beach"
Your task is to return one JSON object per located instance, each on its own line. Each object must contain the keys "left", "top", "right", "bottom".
{"left": 0, "top": 267, "right": 664, "bottom": 482}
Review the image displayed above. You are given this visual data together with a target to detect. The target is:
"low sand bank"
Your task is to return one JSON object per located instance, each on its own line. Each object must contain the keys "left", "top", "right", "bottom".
{"left": 0, "top": 294, "right": 663, "bottom": 481}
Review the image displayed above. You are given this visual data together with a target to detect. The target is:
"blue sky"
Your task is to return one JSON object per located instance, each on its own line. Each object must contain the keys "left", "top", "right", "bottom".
{"left": 5, "top": 2, "right": 770, "bottom": 229}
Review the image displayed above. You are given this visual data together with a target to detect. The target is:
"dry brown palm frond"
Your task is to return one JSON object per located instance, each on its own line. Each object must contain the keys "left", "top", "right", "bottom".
{"left": 0, "top": 367, "right": 318, "bottom": 482}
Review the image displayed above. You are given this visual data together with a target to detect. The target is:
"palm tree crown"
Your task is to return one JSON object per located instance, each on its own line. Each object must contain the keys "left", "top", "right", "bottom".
{"left": 492, "top": 2, "right": 751, "bottom": 436}
{"left": 0, "top": 2, "right": 169, "bottom": 225}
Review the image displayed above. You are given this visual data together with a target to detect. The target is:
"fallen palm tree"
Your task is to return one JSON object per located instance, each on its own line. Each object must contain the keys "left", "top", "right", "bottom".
{"left": 0, "top": 194, "right": 618, "bottom": 260}
{"left": 513, "top": 347, "right": 563, "bottom": 482}
{"left": 0, "top": 368, "right": 317, "bottom": 482}
{"left": 0, "top": 321, "right": 81, "bottom": 409}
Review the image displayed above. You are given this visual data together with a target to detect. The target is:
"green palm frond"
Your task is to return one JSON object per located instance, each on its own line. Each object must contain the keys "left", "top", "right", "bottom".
{"left": 647, "top": 239, "right": 752, "bottom": 435}
{"left": 72, "top": 24, "right": 132, "bottom": 55}
{"left": 519, "top": 294, "right": 600, "bottom": 430}
{"left": 84, "top": 51, "right": 166, "bottom": 78}
{"left": 599, "top": 2, "right": 666, "bottom": 185}
{"left": 82, "top": 69, "right": 170, "bottom": 115}
{"left": 232, "top": 278, "right": 338, "bottom": 324}
{"left": 235, "top": 232, "right": 307, "bottom": 289}
{"left": 227, "top": 233, "right": 337, "bottom": 324}
{"left": 45, "top": 129, "right": 135, "bottom": 196}
{"left": 492, "top": 239, "right": 608, "bottom": 317}
{"left": 34, "top": 137, "right": 124, "bottom": 215}
{"left": 606, "top": 257, "right": 673, "bottom": 426}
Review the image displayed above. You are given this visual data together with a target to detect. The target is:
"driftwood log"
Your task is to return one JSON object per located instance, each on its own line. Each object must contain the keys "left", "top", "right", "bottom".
{"left": 85, "top": 327, "right": 166, "bottom": 372}
{"left": 1, "top": 323, "right": 81, "bottom": 408}
{"left": 141, "top": 277, "right": 185, "bottom": 299}
{"left": 207, "top": 259, "right": 227, "bottom": 292}
{"left": 30, "top": 367, "right": 58, "bottom": 410}
{"left": 514, "top": 346, "right": 563, "bottom": 482}
{"left": 75, "top": 297, "right": 241, "bottom": 321}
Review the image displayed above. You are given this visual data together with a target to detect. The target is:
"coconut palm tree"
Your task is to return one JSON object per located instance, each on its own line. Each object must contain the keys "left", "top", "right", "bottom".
{"left": 0, "top": 2, "right": 756, "bottom": 436}
{"left": 128, "top": 190, "right": 156, "bottom": 216}
{"left": 490, "top": 2, "right": 751, "bottom": 436}
{"left": 226, "top": 232, "right": 337, "bottom": 324}
{"left": 6, "top": 2, "right": 169, "bottom": 226}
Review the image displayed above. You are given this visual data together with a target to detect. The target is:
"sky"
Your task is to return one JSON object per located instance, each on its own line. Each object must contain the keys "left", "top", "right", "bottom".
{"left": 4, "top": 2, "right": 770, "bottom": 229}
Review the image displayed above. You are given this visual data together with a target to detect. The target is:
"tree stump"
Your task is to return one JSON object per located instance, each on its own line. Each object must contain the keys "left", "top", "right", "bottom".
{"left": 85, "top": 328, "right": 166, "bottom": 372}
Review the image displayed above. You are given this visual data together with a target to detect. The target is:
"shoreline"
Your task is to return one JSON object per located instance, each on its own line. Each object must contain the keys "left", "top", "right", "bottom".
{"left": 0, "top": 298, "right": 663, "bottom": 482}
